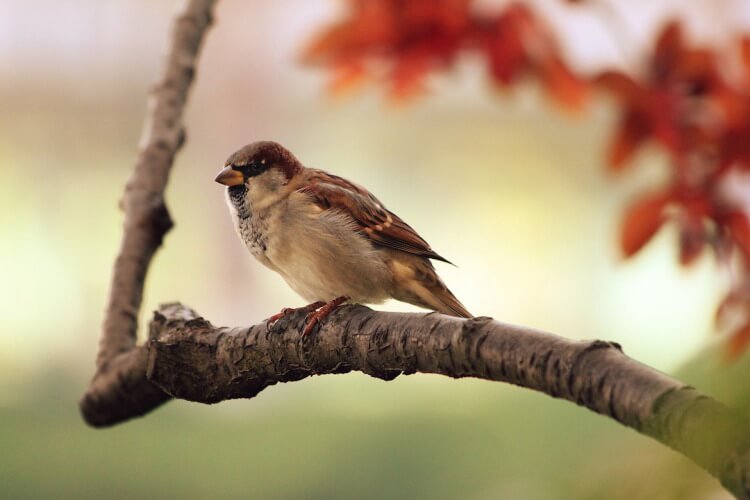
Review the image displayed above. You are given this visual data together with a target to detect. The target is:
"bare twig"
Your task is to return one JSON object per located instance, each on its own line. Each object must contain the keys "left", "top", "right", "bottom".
{"left": 81, "top": 0, "right": 217, "bottom": 421}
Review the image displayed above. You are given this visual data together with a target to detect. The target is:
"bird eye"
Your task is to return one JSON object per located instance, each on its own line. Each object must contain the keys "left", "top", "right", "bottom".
{"left": 243, "top": 160, "right": 268, "bottom": 177}
{"left": 231, "top": 161, "right": 266, "bottom": 178}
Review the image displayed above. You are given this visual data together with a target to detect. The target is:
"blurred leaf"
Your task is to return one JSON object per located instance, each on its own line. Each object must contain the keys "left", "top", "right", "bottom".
{"left": 741, "top": 37, "right": 750, "bottom": 82}
{"left": 726, "top": 323, "right": 750, "bottom": 361}
{"left": 608, "top": 110, "right": 649, "bottom": 170}
{"left": 621, "top": 192, "right": 670, "bottom": 257}
{"left": 727, "top": 211, "right": 750, "bottom": 260}
{"left": 678, "top": 220, "right": 705, "bottom": 266}
{"left": 652, "top": 21, "right": 683, "bottom": 82}
{"left": 595, "top": 71, "right": 641, "bottom": 101}
{"left": 328, "top": 61, "right": 368, "bottom": 95}
{"left": 540, "top": 56, "right": 589, "bottom": 111}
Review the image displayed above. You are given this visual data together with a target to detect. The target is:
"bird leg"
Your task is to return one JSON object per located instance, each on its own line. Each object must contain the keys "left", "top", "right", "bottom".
{"left": 302, "top": 296, "right": 349, "bottom": 336}
{"left": 265, "top": 301, "right": 325, "bottom": 330}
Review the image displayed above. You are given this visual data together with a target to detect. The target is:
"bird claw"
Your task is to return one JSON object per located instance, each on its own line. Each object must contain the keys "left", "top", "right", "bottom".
{"left": 265, "top": 308, "right": 293, "bottom": 331}
{"left": 301, "top": 296, "right": 349, "bottom": 336}
{"left": 265, "top": 302, "right": 326, "bottom": 332}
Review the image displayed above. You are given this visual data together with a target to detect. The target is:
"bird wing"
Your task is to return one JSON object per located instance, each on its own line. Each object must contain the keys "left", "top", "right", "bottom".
{"left": 297, "top": 170, "right": 452, "bottom": 263}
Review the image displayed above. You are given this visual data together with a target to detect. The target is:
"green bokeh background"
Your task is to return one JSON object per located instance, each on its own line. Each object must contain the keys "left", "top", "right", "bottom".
{"left": 2, "top": 1, "right": 748, "bottom": 498}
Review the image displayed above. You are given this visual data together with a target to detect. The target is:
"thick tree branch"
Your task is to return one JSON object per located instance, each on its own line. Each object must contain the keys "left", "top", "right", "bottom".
{"left": 85, "top": 303, "right": 750, "bottom": 499}
{"left": 81, "top": 0, "right": 216, "bottom": 422}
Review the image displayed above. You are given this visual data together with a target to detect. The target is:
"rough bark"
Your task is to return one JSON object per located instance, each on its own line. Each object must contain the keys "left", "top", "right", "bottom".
{"left": 81, "top": 0, "right": 216, "bottom": 422}
{"left": 84, "top": 302, "right": 750, "bottom": 499}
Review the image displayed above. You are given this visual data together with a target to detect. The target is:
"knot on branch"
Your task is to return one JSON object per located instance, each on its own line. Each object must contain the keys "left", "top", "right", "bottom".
{"left": 146, "top": 200, "right": 174, "bottom": 243}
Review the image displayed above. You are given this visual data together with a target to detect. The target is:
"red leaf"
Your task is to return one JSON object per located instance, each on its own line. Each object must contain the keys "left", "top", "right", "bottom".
{"left": 678, "top": 202, "right": 708, "bottom": 266}
{"left": 647, "top": 90, "right": 681, "bottom": 153}
{"left": 482, "top": 14, "right": 527, "bottom": 85}
{"left": 608, "top": 110, "right": 649, "bottom": 170}
{"left": 540, "top": 56, "right": 589, "bottom": 110}
{"left": 327, "top": 61, "right": 367, "bottom": 95}
{"left": 594, "top": 71, "right": 641, "bottom": 102}
{"left": 303, "top": 24, "right": 350, "bottom": 64}
{"left": 402, "top": 0, "right": 471, "bottom": 33}
{"left": 726, "top": 211, "right": 750, "bottom": 259}
{"left": 621, "top": 192, "right": 670, "bottom": 257}
{"left": 725, "top": 323, "right": 750, "bottom": 361}
{"left": 387, "top": 48, "right": 435, "bottom": 101}
{"left": 652, "top": 21, "right": 683, "bottom": 82}
{"left": 741, "top": 36, "right": 750, "bottom": 77}
{"left": 673, "top": 48, "right": 716, "bottom": 85}
{"left": 721, "top": 123, "right": 750, "bottom": 170}
{"left": 302, "top": 0, "right": 399, "bottom": 65}
{"left": 679, "top": 223, "right": 705, "bottom": 266}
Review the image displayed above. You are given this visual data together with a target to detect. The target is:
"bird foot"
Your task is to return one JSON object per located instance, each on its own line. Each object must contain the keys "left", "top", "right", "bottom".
{"left": 302, "top": 296, "right": 349, "bottom": 336}
{"left": 265, "top": 301, "right": 326, "bottom": 331}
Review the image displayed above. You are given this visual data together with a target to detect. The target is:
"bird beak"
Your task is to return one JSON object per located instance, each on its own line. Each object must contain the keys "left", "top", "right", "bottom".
{"left": 214, "top": 166, "right": 244, "bottom": 186}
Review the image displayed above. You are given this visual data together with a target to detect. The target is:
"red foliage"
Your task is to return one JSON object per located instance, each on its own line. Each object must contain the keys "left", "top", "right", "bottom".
{"left": 475, "top": 4, "right": 588, "bottom": 108}
{"left": 305, "top": 2, "right": 750, "bottom": 358}
{"left": 600, "top": 23, "right": 750, "bottom": 358}
{"left": 727, "top": 324, "right": 750, "bottom": 361}
{"left": 620, "top": 191, "right": 670, "bottom": 257}
{"left": 304, "top": 1, "right": 588, "bottom": 107}
{"left": 304, "top": 0, "right": 473, "bottom": 99}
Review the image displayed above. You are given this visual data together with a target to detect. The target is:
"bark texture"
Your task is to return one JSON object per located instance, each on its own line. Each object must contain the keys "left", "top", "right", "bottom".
{"left": 80, "top": 0, "right": 216, "bottom": 423}
{"left": 89, "top": 302, "right": 750, "bottom": 499}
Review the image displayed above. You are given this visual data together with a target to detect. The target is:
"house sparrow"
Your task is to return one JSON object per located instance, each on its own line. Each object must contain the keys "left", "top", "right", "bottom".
{"left": 215, "top": 141, "right": 472, "bottom": 334}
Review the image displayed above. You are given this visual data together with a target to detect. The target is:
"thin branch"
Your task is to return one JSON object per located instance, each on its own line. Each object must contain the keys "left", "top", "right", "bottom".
{"left": 81, "top": 0, "right": 216, "bottom": 421}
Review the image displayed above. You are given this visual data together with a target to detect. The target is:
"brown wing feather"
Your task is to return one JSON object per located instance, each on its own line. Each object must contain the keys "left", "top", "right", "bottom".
{"left": 297, "top": 170, "right": 452, "bottom": 263}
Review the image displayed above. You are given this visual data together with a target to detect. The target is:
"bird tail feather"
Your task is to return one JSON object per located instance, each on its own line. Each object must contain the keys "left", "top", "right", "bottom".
{"left": 390, "top": 256, "right": 473, "bottom": 319}
{"left": 430, "top": 286, "right": 473, "bottom": 318}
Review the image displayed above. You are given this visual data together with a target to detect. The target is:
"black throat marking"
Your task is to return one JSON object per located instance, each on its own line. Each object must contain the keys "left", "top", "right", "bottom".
{"left": 228, "top": 184, "right": 250, "bottom": 219}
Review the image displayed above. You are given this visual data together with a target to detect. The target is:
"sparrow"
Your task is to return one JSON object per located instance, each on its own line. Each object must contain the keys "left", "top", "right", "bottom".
{"left": 215, "top": 141, "right": 472, "bottom": 334}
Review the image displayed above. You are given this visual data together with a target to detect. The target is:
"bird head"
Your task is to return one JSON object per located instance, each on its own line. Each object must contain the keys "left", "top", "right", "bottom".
{"left": 215, "top": 141, "right": 302, "bottom": 210}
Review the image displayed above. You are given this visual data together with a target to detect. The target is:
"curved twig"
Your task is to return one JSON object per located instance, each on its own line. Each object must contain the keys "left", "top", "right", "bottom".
{"left": 80, "top": 0, "right": 216, "bottom": 422}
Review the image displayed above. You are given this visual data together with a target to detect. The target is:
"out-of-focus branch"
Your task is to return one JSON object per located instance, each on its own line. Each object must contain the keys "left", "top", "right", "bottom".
{"left": 80, "top": 0, "right": 217, "bottom": 425}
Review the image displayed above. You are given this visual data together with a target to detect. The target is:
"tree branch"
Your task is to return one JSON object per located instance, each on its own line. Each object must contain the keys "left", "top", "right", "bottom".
{"left": 85, "top": 302, "right": 750, "bottom": 499}
{"left": 80, "top": 0, "right": 216, "bottom": 422}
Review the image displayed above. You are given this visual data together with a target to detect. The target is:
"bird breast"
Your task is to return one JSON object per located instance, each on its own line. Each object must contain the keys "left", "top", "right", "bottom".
{"left": 235, "top": 191, "right": 393, "bottom": 304}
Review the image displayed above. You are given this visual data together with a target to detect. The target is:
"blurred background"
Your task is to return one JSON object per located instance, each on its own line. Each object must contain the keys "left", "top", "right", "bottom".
{"left": 2, "top": 0, "right": 750, "bottom": 498}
